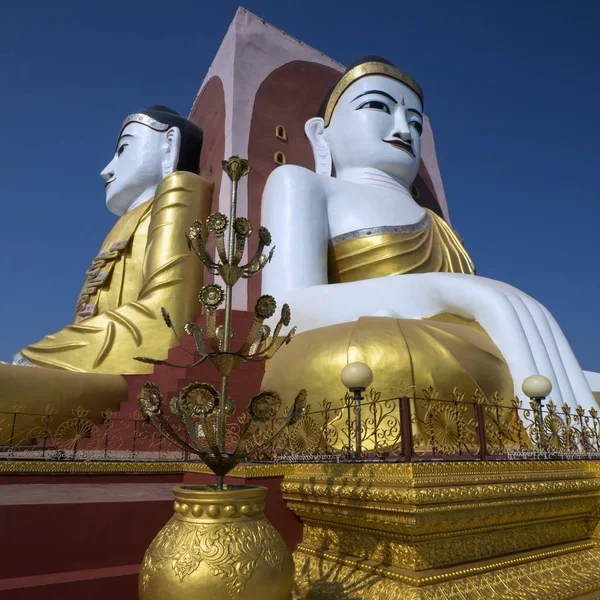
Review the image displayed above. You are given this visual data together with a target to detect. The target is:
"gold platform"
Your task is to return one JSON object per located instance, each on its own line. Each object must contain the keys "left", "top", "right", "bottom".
{"left": 281, "top": 462, "right": 600, "bottom": 599}
{"left": 3, "top": 458, "right": 600, "bottom": 597}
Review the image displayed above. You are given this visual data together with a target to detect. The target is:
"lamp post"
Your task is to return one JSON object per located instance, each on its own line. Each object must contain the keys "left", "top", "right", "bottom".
{"left": 341, "top": 362, "right": 373, "bottom": 459}
{"left": 522, "top": 375, "right": 553, "bottom": 452}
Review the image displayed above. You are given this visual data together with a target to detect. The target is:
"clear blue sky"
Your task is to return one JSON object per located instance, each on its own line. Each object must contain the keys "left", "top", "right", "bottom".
{"left": 1, "top": 0, "right": 599, "bottom": 370}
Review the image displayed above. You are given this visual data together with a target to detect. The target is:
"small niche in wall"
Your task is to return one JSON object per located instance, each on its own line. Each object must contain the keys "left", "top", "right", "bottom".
{"left": 275, "top": 125, "right": 287, "bottom": 141}
{"left": 274, "top": 151, "right": 287, "bottom": 166}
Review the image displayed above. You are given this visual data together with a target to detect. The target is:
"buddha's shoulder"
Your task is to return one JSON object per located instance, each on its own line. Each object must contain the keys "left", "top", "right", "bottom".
{"left": 158, "top": 171, "right": 214, "bottom": 194}
{"left": 265, "top": 165, "right": 324, "bottom": 192}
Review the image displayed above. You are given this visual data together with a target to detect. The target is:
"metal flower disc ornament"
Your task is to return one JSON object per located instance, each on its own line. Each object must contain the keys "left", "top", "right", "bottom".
{"left": 255, "top": 295, "right": 277, "bottom": 320}
{"left": 234, "top": 217, "right": 252, "bottom": 237}
{"left": 188, "top": 220, "right": 203, "bottom": 239}
{"left": 179, "top": 383, "right": 219, "bottom": 418}
{"left": 281, "top": 304, "right": 291, "bottom": 327}
{"left": 199, "top": 284, "right": 225, "bottom": 308}
{"left": 258, "top": 227, "right": 272, "bottom": 246}
{"left": 207, "top": 213, "right": 228, "bottom": 234}
{"left": 249, "top": 391, "right": 282, "bottom": 422}
{"left": 139, "top": 383, "right": 163, "bottom": 419}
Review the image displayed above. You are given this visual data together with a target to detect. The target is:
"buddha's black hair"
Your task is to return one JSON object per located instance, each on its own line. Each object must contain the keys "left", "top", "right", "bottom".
{"left": 138, "top": 105, "right": 203, "bottom": 174}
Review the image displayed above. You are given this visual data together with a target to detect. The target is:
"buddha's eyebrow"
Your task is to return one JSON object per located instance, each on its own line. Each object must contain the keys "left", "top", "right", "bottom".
{"left": 115, "top": 133, "right": 133, "bottom": 151}
{"left": 351, "top": 90, "right": 398, "bottom": 104}
{"left": 407, "top": 108, "right": 423, "bottom": 120}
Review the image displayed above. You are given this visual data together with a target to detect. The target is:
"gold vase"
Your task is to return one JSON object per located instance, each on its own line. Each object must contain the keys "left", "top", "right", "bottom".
{"left": 139, "top": 485, "right": 294, "bottom": 600}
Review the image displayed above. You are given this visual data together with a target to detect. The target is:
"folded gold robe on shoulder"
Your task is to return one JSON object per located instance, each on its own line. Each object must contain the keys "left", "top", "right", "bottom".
{"left": 328, "top": 209, "right": 475, "bottom": 283}
{"left": 21, "top": 171, "right": 213, "bottom": 373}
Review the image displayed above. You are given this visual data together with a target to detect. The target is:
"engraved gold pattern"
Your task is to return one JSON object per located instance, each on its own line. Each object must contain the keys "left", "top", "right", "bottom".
{"left": 285, "top": 462, "right": 600, "bottom": 598}
{"left": 141, "top": 518, "right": 286, "bottom": 593}
{"left": 139, "top": 485, "right": 294, "bottom": 600}
{"left": 293, "top": 543, "right": 600, "bottom": 599}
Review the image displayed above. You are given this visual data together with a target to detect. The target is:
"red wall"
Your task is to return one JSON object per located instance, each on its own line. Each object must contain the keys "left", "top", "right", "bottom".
{"left": 247, "top": 60, "right": 342, "bottom": 307}
{"left": 189, "top": 76, "right": 226, "bottom": 287}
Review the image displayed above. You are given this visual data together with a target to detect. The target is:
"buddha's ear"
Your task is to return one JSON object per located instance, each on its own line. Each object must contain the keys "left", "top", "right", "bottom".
{"left": 162, "top": 126, "right": 181, "bottom": 178}
{"left": 305, "top": 117, "right": 332, "bottom": 176}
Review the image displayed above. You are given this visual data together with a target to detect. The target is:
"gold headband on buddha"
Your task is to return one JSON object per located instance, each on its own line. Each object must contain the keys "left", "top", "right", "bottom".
{"left": 323, "top": 62, "right": 424, "bottom": 127}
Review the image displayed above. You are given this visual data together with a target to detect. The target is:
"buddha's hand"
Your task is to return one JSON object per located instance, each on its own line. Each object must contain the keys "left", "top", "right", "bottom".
{"left": 425, "top": 273, "right": 594, "bottom": 410}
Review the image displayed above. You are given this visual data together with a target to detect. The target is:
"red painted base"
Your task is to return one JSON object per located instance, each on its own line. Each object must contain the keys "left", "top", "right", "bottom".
{"left": 0, "top": 566, "right": 139, "bottom": 600}
{"left": 0, "top": 475, "right": 179, "bottom": 600}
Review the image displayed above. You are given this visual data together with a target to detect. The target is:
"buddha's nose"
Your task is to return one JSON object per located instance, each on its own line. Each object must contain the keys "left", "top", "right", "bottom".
{"left": 392, "top": 112, "right": 412, "bottom": 141}
{"left": 100, "top": 162, "right": 114, "bottom": 182}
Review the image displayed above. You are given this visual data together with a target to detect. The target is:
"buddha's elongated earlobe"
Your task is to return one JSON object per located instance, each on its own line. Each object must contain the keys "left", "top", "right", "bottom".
{"left": 305, "top": 117, "right": 332, "bottom": 176}
{"left": 162, "top": 127, "right": 181, "bottom": 177}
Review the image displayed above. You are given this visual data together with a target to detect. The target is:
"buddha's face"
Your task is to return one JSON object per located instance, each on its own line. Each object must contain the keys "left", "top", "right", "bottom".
{"left": 324, "top": 75, "right": 423, "bottom": 185}
{"left": 100, "top": 122, "right": 167, "bottom": 216}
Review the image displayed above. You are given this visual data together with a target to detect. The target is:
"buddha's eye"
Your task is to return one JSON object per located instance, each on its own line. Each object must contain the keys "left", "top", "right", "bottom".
{"left": 357, "top": 100, "right": 390, "bottom": 114}
{"left": 409, "top": 121, "right": 423, "bottom": 136}
{"left": 117, "top": 143, "right": 128, "bottom": 157}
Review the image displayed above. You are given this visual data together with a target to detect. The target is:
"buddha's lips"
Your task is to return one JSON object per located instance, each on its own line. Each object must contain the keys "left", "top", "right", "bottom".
{"left": 104, "top": 179, "right": 115, "bottom": 189}
{"left": 384, "top": 139, "right": 414, "bottom": 156}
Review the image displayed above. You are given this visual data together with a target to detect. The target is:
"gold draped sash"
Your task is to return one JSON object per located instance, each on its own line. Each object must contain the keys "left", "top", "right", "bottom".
{"left": 328, "top": 209, "right": 474, "bottom": 283}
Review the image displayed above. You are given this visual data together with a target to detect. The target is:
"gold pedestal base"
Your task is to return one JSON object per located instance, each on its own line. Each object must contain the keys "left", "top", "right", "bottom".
{"left": 281, "top": 462, "right": 600, "bottom": 600}
{"left": 293, "top": 541, "right": 600, "bottom": 599}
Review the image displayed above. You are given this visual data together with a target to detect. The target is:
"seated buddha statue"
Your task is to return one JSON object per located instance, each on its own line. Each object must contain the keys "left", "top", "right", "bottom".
{"left": 260, "top": 56, "right": 596, "bottom": 414}
{"left": 12, "top": 106, "right": 213, "bottom": 373}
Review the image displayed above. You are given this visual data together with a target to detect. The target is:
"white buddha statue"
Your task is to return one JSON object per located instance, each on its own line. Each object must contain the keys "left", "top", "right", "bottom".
{"left": 12, "top": 106, "right": 213, "bottom": 373}
{"left": 261, "top": 57, "right": 596, "bottom": 412}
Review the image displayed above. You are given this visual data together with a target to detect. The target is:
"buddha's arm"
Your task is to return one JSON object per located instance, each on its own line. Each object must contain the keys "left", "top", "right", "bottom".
{"left": 261, "top": 166, "right": 329, "bottom": 299}
{"left": 21, "top": 172, "right": 213, "bottom": 373}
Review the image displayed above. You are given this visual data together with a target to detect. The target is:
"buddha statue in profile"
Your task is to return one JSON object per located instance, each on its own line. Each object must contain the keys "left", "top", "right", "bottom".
{"left": 13, "top": 106, "right": 213, "bottom": 373}
{"left": 261, "top": 56, "right": 596, "bottom": 412}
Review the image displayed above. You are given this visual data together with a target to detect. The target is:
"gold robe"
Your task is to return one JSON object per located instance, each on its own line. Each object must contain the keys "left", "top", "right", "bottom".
{"left": 21, "top": 172, "right": 213, "bottom": 373}
{"left": 328, "top": 209, "right": 474, "bottom": 283}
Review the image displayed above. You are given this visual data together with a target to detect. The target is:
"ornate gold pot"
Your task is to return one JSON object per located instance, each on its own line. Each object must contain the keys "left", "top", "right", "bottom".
{"left": 139, "top": 485, "right": 294, "bottom": 600}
